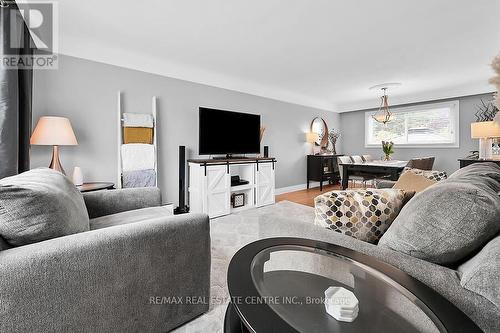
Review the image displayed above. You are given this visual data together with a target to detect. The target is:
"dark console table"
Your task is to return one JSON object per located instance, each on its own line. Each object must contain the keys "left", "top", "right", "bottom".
{"left": 458, "top": 158, "right": 500, "bottom": 169}
{"left": 307, "top": 154, "right": 343, "bottom": 191}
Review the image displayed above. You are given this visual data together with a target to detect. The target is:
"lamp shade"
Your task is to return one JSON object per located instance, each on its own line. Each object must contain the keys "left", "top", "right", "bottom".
{"left": 306, "top": 132, "right": 319, "bottom": 143}
{"left": 471, "top": 121, "right": 500, "bottom": 139}
{"left": 372, "top": 112, "right": 392, "bottom": 124}
{"left": 494, "top": 112, "right": 500, "bottom": 126}
{"left": 30, "top": 116, "right": 78, "bottom": 146}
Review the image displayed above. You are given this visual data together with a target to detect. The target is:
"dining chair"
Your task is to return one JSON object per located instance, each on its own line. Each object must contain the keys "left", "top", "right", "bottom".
{"left": 406, "top": 157, "right": 435, "bottom": 170}
{"left": 338, "top": 156, "right": 373, "bottom": 188}
{"left": 362, "top": 154, "right": 374, "bottom": 162}
{"left": 375, "top": 156, "right": 436, "bottom": 189}
{"left": 351, "top": 155, "right": 364, "bottom": 163}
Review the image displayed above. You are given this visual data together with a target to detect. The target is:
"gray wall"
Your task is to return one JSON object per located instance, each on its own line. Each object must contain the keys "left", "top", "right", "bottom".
{"left": 338, "top": 93, "right": 493, "bottom": 174}
{"left": 32, "top": 55, "right": 339, "bottom": 204}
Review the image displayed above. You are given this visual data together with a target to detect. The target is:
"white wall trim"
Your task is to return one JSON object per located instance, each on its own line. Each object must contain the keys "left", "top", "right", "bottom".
{"left": 58, "top": 37, "right": 494, "bottom": 115}
{"left": 58, "top": 38, "right": 336, "bottom": 113}
{"left": 336, "top": 87, "right": 494, "bottom": 113}
{"left": 275, "top": 182, "right": 322, "bottom": 195}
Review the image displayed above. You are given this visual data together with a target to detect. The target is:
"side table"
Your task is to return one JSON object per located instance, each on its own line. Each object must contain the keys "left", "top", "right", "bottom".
{"left": 458, "top": 158, "right": 500, "bottom": 169}
{"left": 76, "top": 182, "right": 115, "bottom": 193}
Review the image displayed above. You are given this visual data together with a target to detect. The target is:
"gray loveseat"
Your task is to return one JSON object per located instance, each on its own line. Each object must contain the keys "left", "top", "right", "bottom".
{"left": 0, "top": 184, "right": 210, "bottom": 332}
{"left": 260, "top": 162, "right": 500, "bottom": 332}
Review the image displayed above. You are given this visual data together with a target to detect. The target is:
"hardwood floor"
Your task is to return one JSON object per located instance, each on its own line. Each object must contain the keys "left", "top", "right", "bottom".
{"left": 276, "top": 184, "right": 341, "bottom": 207}
{"left": 276, "top": 182, "right": 375, "bottom": 207}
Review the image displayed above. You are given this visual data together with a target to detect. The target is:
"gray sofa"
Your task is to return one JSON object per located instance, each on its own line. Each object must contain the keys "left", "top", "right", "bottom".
{"left": 261, "top": 162, "right": 500, "bottom": 332}
{"left": 0, "top": 186, "right": 210, "bottom": 333}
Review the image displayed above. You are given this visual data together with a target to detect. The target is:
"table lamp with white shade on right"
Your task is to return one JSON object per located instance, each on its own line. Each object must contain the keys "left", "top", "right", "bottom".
{"left": 471, "top": 121, "right": 500, "bottom": 160}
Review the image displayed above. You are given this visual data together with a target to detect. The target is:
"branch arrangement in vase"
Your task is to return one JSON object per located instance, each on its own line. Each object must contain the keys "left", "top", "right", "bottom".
{"left": 328, "top": 129, "right": 341, "bottom": 154}
{"left": 491, "top": 53, "right": 500, "bottom": 111}
{"left": 259, "top": 126, "right": 266, "bottom": 143}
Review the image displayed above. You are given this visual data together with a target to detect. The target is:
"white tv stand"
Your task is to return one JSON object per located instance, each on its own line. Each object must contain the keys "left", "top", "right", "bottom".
{"left": 188, "top": 157, "right": 276, "bottom": 218}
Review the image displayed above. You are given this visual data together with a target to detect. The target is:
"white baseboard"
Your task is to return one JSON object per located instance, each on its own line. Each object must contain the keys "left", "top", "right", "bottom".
{"left": 275, "top": 182, "right": 321, "bottom": 195}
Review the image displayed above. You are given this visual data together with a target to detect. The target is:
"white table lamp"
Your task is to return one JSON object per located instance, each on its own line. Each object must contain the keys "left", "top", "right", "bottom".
{"left": 494, "top": 112, "right": 500, "bottom": 126}
{"left": 471, "top": 121, "right": 500, "bottom": 160}
{"left": 306, "top": 132, "right": 319, "bottom": 143}
{"left": 306, "top": 132, "right": 320, "bottom": 154}
{"left": 30, "top": 116, "right": 78, "bottom": 175}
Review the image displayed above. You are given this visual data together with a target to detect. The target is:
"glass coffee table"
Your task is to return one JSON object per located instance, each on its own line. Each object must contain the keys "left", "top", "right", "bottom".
{"left": 224, "top": 238, "right": 481, "bottom": 333}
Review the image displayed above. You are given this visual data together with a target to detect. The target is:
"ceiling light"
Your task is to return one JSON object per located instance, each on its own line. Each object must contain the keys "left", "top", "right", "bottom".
{"left": 369, "top": 83, "right": 401, "bottom": 125}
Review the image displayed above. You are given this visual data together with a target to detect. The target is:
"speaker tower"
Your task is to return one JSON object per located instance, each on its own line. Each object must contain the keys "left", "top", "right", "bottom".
{"left": 174, "top": 146, "right": 189, "bottom": 214}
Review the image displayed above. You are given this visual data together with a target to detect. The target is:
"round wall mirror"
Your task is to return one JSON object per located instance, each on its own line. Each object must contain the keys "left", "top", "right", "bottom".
{"left": 310, "top": 117, "right": 329, "bottom": 148}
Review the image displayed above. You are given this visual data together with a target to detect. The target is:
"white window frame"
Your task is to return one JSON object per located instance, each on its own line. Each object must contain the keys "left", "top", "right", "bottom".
{"left": 364, "top": 100, "right": 460, "bottom": 148}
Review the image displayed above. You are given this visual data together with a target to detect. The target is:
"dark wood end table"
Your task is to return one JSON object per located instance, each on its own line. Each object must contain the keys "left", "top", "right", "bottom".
{"left": 76, "top": 182, "right": 115, "bottom": 193}
{"left": 458, "top": 158, "right": 500, "bottom": 169}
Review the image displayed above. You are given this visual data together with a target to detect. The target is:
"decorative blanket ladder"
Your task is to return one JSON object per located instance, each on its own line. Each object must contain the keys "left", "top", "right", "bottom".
{"left": 116, "top": 91, "right": 158, "bottom": 189}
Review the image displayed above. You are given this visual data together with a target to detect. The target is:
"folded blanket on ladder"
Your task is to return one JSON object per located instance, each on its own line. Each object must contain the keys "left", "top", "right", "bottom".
{"left": 123, "top": 113, "right": 154, "bottom": 128}
{"left": 123, "top": 127, "right": 153, "bottom": 144}
{"left": 121, "top": 144, "right": 155, "bottom": 171}
{"left": 122, "top": 169, "right": 156, "bottom": 188}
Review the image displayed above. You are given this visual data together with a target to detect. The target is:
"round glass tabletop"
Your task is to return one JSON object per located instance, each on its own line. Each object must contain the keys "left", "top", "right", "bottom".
{"left": 226, "top": 238, "right": 481, "bottom": 333}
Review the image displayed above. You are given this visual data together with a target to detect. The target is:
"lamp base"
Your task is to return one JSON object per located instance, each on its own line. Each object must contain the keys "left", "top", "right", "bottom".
{"left": 478, "top": 138, "right": 493, "bottom": 160}
{"left": 49, "top": 145, "right": 66, "bottom": 175}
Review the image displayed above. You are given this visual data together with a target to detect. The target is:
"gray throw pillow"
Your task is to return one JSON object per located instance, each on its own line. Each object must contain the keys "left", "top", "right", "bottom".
{"left": 449, "top": 162, "right": 500, "bottom": 182}
{"left": 378, "top": 177, "right": 500, "bottom": 265}
{"left": 0, "top": 236, "right": 10, "bottom": 251}
{"left": 0, "top": 168, "right": 90, "bottom": 246}
{"left": 458, "top": 235, "right": 500, "bottom": 308}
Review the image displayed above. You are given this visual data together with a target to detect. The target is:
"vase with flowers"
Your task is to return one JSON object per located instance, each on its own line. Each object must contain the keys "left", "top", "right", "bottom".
{"left": 382, "top": 141, "right": 394, "bottom": 161}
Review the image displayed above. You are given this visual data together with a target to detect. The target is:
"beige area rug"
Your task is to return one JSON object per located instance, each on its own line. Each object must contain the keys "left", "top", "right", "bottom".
{"left": 172, "top": 201, "right": 316, "bottom": 333}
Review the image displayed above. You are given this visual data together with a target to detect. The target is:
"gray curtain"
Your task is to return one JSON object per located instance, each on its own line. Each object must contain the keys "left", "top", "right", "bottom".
{"left": 0, "top": 3, "right": 33, "bottom": 178}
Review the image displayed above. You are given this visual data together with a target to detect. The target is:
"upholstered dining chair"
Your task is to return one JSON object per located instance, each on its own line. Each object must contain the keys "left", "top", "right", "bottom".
{"left": 375, "top": 156, "right": 437, "bottom": 189}
{"left": 338, "top": 156, "right": 374, "bottom": 188}
{"left": 362, "top": 154, "right": 374, "bottom": 162}
{"left": 351, "top": 155, "right": 364, "bottom": 163}
{"left": 406, "top": 157, "right": 435, "bottom": 170}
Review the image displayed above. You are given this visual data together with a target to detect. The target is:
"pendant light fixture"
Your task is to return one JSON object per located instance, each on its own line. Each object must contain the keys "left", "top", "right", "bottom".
{"left": 369, "top": 83, "right": 401, "bottom": 125}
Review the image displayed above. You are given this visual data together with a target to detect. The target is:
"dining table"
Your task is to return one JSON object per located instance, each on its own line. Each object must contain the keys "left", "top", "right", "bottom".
{"left": 338, "top": 160, "right": 408, "bottom": 190}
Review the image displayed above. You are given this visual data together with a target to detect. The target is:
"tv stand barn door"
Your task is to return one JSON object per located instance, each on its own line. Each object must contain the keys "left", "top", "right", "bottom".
{"left": 188, "top": 158, "right": 276, "bottom": 218}
{"left": 255, "top": 162, "right": 275, "bottom": 207}
{"left": 203, "top": 165, "right": 231, "bottom": 218}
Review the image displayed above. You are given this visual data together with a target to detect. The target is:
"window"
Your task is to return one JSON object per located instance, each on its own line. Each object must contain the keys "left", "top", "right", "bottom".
{"left": 365, "top": 101, "right": 459, "bottom": 148}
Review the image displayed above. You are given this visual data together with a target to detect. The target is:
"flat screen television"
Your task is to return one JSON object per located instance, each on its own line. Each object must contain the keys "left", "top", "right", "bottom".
{"left": 199, "top": 107, "right": 261, "bottom": 155}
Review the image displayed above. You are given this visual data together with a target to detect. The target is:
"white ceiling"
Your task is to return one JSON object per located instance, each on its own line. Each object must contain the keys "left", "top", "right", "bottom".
{"left": 56, "top": 0, "right": 500, "bottom": 112}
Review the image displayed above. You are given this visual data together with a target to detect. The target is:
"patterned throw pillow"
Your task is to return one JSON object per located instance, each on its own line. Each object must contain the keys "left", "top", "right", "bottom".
{"left": 314, "top": 189, "right": 405, "bottom": 244}
{"left": 402, "top": 167, "right": 448, "bottom": 181}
